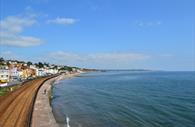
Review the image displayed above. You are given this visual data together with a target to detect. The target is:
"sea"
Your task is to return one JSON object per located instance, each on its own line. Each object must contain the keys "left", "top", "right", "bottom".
{"left": 51, "top": 71, "right": 195, "bottom": 127}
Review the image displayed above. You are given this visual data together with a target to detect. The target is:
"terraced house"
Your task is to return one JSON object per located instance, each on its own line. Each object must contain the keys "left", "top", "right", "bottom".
{"left": 0, "top": 65, "right": 10, "bottom": 83}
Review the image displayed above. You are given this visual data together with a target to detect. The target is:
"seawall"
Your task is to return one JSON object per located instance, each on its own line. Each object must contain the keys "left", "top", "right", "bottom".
{"left": 31, "top": 73, "right": 80, "bottom": 127}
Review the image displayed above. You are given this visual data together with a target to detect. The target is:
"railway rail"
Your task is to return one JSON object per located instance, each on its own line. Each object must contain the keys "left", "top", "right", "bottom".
{"left": 0, "top": 75, "right": 57, "bottom": 127}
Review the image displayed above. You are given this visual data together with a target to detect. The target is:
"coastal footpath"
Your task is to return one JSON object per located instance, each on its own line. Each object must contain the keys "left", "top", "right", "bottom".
{"left": 31, "top": 77, "right": 59, "bottom": 127}
{"left": 31, "top": 73, "right": 80, "bottom": 127}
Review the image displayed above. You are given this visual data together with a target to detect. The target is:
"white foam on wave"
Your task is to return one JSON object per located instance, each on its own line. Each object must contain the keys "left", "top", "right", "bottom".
{"left": 66, "top": 116, "right": 70, "bottom": 127}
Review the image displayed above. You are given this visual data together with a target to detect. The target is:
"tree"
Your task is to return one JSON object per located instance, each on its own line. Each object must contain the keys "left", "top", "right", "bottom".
{"left": 6, "top": 61, "right": 11, "bottom": 66}
{"left": 44, "top": 62, "right": 49, "bottom": 67}
{"left": 0, "top": 57, "right": 4, "bottom": 62}
{"left": 0, "top": 57, "right": 5, "bottom": 65}
{"left": 27, "top": 61, "right": 32, "bottom": 66}
{"left": 64, "top": 66, "right": 73, "bottom": 72}
{"left": 38, "top": 62, "right": 44, "bottom": 68}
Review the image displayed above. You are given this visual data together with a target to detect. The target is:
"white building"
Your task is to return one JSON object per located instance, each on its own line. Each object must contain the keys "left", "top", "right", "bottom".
{"left": 0, "top": 66, "right": 10, "bottom": 83}
{"left": 30, "top": 65, "right": 39, "bottom": 76}
{"left": 45, "top": 68, "right": 58, "bottom": 74}
{"left": 37, "top": 68, "right": 46, "bottom": 76}
{"left": 10, "top": 67, "right": 19, "bottom": 81}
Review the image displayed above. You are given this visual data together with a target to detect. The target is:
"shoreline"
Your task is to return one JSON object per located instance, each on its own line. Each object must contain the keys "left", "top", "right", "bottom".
{"left": 31, "top": 73, "right": 80, "bottom": 127}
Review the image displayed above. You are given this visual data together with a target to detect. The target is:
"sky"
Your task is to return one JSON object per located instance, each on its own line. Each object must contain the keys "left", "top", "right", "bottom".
{"left": 0, "top": 0, "right": 194, "bottom": 71}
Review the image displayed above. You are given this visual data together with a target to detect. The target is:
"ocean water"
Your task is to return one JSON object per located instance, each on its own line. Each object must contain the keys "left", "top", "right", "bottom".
{"left": 51, "top": 71, "right": 195, "bottom": 127}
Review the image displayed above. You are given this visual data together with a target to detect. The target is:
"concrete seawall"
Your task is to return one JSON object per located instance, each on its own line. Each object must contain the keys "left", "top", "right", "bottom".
{"left": 31, "top": 73, "right": 80, "bottom": 127}
{"left": 31, "top": 76, "right": 59, "bottom": 127}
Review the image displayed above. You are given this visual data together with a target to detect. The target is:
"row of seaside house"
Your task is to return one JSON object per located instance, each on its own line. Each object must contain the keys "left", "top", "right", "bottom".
{"left": 0, "top": 64, "right": 59, "bottom": 83}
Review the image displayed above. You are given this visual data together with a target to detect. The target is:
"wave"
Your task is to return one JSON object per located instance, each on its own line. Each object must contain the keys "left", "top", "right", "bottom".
{"left": 66, "top": 116, "right": 70, "bottom": 127}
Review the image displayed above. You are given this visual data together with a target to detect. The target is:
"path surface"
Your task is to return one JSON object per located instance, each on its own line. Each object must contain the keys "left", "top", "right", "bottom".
{"left": 0, "top": 76, "right": 55, "bottom": 127}
{"left": 31, "top": 73, "right": 80, "bottom": 127}
{"left": 31, "top": 77, "right": 59, "bottom": 127}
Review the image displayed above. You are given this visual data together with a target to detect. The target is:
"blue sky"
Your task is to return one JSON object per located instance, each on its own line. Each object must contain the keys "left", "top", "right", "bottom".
{"left": 0, "top": 0, "right": 194, "bottom": 70}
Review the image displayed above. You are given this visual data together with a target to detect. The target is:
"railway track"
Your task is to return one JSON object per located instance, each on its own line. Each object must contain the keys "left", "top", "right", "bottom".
{"left": 0, "top": 76, "right": 56, "bottom": 127}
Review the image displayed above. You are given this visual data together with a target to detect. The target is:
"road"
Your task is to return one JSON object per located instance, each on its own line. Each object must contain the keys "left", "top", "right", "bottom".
{"left": 0, "top": 76, "right": 55, "bottom": 127}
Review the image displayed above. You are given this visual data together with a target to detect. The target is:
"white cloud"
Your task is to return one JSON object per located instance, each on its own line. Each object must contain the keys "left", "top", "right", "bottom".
{"left": 48, "top": 51, "right": 149, "bottom": 61}
{"left": 160, "top": 54, "right": 174, "bottom": 57}
{"left": 1, "top": 16, "right": 36, "bottom": 33}
{"left": 88, "top": 53, "right": 149, "bottom": 61}
{"left": 0, "top": 51, "right": 23, "bottom": 60}
{"left": 49, "top": 51, "right": 82, "bottom": 61}
{"left": 47, "top": 17, "right": 77, "bottom": 25}
{"left": 0, "top": 51, "right": 13, "bottom": 56}
{"left": 136, "top": 20, "right": 162, "bottom": 27}
{"left": 0, "top": 14, "right": 44, "bottom": 47}
{"left": 0, "top": 34, "right": 43, "bottom": 47}
{"left": 46, "top": 51, "right": 150, "bottom": 68}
